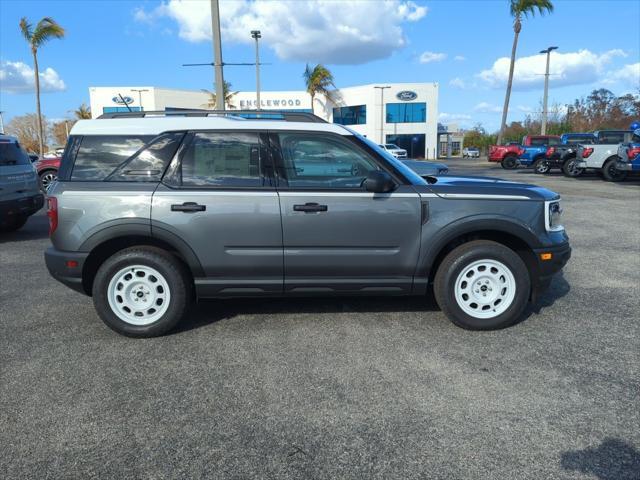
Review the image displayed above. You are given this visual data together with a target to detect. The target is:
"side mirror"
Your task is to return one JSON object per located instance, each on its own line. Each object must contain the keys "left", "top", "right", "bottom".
{"left": 364, "top": 170, "right": 396, "bottom": 193}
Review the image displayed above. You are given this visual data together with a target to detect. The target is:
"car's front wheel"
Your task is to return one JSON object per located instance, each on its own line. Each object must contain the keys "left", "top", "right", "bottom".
{"left": 501, "top": 155, "right": 518, "bottom": 169}
{"left": 92, "top": 247, "right": 191, "bottom": 337}
{"left": 434, "top": 240, "right": 530, "bottom": 330}
{"left": 602, "top": 157, "right": 627, "bottom": 182}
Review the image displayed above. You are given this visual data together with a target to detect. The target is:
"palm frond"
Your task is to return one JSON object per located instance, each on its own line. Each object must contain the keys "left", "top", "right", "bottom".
{"left": 31, "top": 17, "right": 65, "bottom": 47}
{"left": 19, "top": 17, "right": 33, "bottom": 42}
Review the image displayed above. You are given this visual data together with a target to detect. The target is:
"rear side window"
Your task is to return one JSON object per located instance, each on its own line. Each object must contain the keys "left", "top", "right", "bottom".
{"left": 71, "top": 135, "right": 153, "bottom": 180}
{"left": 106, "top": 132, "right": 184, "bottom": 182}
{"left": 0, "top": 141, "right": 30, "bottom": 166}
{"left": 598, "top": 132, "right": 624, "bottom": 144}
{"left": 178, "top": 132, "right": 264, "bottom": 187}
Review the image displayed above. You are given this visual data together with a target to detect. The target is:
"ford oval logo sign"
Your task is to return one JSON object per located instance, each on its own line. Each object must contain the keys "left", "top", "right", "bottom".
{"left": 112, "top": 96, "right": 134, "bottom": 105}
{"left": 396, "top": 91, "right": 417, "bottom": 101}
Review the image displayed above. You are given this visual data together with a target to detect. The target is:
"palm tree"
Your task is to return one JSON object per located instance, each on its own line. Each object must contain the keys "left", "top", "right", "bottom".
{"left": 19, "top": 17, "right": 65, "bottom": 156}
{"left": 74, "top": 103, "right": 91, "bottom": 119}
{"left": 201, "top": 81, "right": 238, "bottom": 110}
{"left": 497, "top": 0, "right": 553, "bottom": 145}
{"left": 303, "top": 64, "right": 335, "bottom": 114}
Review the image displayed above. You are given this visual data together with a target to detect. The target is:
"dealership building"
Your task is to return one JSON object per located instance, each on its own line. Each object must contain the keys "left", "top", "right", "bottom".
{"left": 89, "top": 82, "right": 439, "bottom": 159}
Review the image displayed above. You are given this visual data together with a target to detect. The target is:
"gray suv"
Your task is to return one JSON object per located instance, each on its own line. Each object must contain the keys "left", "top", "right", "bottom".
{"left": 1, "top": 135, "right": 44, "bottom": 232}
{"left": 45, "top": 111, "right": 571, "bottom": 337}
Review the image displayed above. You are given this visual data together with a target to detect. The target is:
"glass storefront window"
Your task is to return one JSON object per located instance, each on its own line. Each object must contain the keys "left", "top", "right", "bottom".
{"left": 102, "top": 106, "right": 142, "bottom": 113}
{"left": 333, "top": 105, "right": 367, "bottom": 125}
{"left": 386, "top": 103, "right": 426, "bottom": 123}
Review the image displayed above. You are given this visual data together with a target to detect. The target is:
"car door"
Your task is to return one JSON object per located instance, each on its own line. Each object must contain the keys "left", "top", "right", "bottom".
{"left": 271, "top": 131, "right": 422, "bottom": 295}
{"left": 152, "top": 130, "right": 283, "bottom": 296}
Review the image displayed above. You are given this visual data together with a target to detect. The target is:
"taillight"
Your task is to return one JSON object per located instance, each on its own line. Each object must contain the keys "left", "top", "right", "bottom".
{"left": 582, "top": 147, "right": 594, "bottom": 158}
{"left": 627, "top": 147, "right": 640, "bottom": 159}
{"left": 546, "top": 147, "right": 555, "bottom": 158}
{"left": 47, "top": 197, "right": 58, "bottom": 236}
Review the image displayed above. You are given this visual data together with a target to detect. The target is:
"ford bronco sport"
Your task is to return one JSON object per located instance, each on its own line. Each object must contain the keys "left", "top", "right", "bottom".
{"left": 45, "top": 111, "right": 571, "bottom": 337}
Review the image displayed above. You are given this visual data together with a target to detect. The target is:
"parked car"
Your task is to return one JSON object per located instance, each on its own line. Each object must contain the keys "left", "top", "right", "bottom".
{"left": 488, "top": 144, "right": 524, "bottom": 169}
{"left": 463, "top": 147, "right": 480, "bottom": 158}
{"left": 45, "top": 110, "right": 570, "bottom": 337}
{"left": 539, "top": 133, "right": 597, "bottom": 175}
{"left": 616, "top": 129, "right": 640, "bottom": 174}
{"left": 35, "top": 155, "right": 61, "bottom": 191}
{"left": 378, "top": 143, "right": 408, "bottom": 158}
{"left": 570, "top": 130, "right": 635, "bottom": 181}
{"left": 488, "top": 135, "right": 559, "bottom": 170}
{"left": 401, "top": 159, "right": 449, "bottom": 177}
{"left": 0, "top": 135, "right": 45, "bottom": 232}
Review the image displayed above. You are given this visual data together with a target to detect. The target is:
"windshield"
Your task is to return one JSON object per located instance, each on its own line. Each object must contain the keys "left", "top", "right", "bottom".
{"left": 356, "top": 134, "right": 426, "bottom": 185}
{"left": 385, "top": 144, "right": 401, "bottom": 149}
{"left": 0, "top": 141, "right": 30, "bottom": 166}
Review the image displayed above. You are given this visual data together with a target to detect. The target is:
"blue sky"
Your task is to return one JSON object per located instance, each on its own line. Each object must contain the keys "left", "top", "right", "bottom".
{"left": 1, "top": 0, "right": 639, "bottom": 131}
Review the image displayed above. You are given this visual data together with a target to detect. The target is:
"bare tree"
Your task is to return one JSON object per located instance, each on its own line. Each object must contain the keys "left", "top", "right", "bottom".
{"left": 5, "top": 114, "right": 50, "bottom": 153}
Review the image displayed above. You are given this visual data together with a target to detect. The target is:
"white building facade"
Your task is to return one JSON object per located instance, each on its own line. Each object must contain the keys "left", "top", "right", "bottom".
{"left": 89, "top": 83, "right": 439, "bottom": 159}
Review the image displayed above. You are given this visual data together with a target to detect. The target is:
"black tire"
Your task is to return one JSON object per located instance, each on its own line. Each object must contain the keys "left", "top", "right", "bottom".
{"left": 434, "top": 240, "right": 531, "bottom": 330}
{"left": 533, "top": 158, "right": 551, "bottom": 174}
{"left": 92, "top": 246, "right": 192, "bottom": 337}
{"left": 501, "top": 155, "right": 518, "bottom": 169}
{"left": 0, "top": 215, "right": 28, "bottom": 233}
{"left": 602, "top": 157, "right": 627, "bottom": 182}
{"left": 39, "top": 169, "right": 58, "bottom": 191}
{"left": 562, "top": 158, "right": 584, "bottom": 177}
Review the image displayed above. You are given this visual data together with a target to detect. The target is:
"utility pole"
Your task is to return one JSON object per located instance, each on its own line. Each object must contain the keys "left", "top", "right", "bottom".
{"left": 540, "top": 46, "right": 558, "bottom": 135}
{"left": 251, "top": 30, "right": 262, "bottom": 111}
{"left": 131, "top": 88, "right": 149, "bottom": 111}
{"left": 210, "top": 0, "right": 225, "bottom": 110}
{"left": 0, "top": 111, "right": 4, "bottom": 134}
{"left": 374, "top": 86, "right": 390, "bottom": 144}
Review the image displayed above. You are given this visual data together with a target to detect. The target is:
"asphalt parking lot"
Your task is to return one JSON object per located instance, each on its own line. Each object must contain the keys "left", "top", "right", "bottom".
{"left": 1, "top": 159, "right": 639, "bottom": 479}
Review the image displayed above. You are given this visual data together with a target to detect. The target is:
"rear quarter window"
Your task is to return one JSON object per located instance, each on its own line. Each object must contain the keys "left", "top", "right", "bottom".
{"left": 0, "top": 141, "right": 30, "bottom": 166}
{"left": 71, "top": 135, "right": 154, "bottom": 180}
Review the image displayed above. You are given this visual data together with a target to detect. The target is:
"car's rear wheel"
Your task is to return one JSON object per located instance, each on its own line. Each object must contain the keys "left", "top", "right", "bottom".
{"left": 92, "top": 247, "right": 191, "bottom": 337}
{"left": 562, "top": 158, "right": 584, "bottom": 177}
{"left": 434, "top": 240, "right": 530, "bottom": 330}
{"left": 39, "top": 169, "right": 58, "bottom": 191}
{"left": 0, "top": 215, "right": 28, "bottom": 233}
{"left": 501, "top": 155, "right": 518, "bottom": 169}
{"left": 602, "top": 157, "right": 627, "bottom": 182}
{"left": 533, "top": 158, "right": 551, "bottom": 174}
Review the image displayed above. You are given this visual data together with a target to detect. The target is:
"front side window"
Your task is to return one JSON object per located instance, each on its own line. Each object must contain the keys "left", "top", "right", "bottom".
{"left": 386, "top": 103, "right": 426, "bottom": 123}
{"left": 71, "top": 135, "right": 153, "bottom": 180}
{"left": 277, "top": 133, "right": 378, "bottom": 189}
{"left": 179, "top": 132, "right": 263, "bottom": 187}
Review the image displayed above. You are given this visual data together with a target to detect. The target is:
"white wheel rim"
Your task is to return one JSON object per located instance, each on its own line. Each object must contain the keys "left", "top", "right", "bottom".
{"left": 454, "top": 259, "right": 516, "bottom": 319}
{"left": 41, "top": 172, "right": 57, "bottom": 190}
{"left": 107, "top": 265, "right": 171, "bottom": 326}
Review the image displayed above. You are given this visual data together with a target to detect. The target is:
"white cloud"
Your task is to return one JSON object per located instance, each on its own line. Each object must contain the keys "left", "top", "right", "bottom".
{"left": 473, "top": 102, "right": 502, "bottom": 113}
{"left": 478, "top": 49, "right": 628, "bottom": 91}
{"left": 454, "top": 55, "right": 465, "bottom": 61}
{"left": 0, "top": 61, "right": 66, "bottom": 94}
{"left": 517, "top": 105, "right": 535, "bottom": 113}
{"left": 439, "top": 112, "right": 472, "bottom": 122}
{"left": 449, "top": 77, "right": 466, "bottom": 89}
{"left": 419, "top": 51, "right": 446, "bottom": 64}
{"left": 604, "top": 62, "right": 640, "bottom": 87}
{"left": 136, "top": 0, "right": 427, "bottom": 65}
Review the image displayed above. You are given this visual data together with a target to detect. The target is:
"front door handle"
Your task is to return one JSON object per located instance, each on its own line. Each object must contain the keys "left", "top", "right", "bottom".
{"left": 293, "top": 202, "right": 328, "bottom": 213}
{"left": 171, "top": 202, "right": 206, "bottom": 213}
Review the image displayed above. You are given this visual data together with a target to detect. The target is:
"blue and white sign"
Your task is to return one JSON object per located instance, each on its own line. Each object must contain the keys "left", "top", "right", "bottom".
{"left": 112, "top": 96, "right": 134, "bottom": 105}
{"left": 396, "top": 91, "right": 418, "bottom": 101}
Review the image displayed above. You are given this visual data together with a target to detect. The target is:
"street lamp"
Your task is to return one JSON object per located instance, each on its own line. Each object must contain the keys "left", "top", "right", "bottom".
{"left": 540, "top": 46, "right": 558, "bottom": 135}
{"left": 374, "top": 86, "right": 391, "bottom": 144}
{"left": 131, "top": 88, "right": 149, "bottom": 111}
{"left": 251, "top": 30, "right": 262, "bottom": 111}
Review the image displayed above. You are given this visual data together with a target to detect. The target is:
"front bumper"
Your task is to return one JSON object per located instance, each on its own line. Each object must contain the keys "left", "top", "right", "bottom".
{"left": 533, "top": 241, "right": 572, "bottom": 293}
{"left": 0, "top": 193, "right": 44, "bottom": 219}
{"left": 616, "top": 161, "right": 640, "bottom": 172}
{"left": 44, "top": 247, "right": 89, "bottom": 295}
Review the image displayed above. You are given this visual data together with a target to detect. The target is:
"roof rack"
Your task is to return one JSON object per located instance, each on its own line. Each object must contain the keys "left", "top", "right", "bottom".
{"left": 97, "top": 109, "right": 327, "bottom": 123}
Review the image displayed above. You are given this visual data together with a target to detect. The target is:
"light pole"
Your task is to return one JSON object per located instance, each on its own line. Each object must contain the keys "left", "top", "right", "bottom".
{"left": 0, "top": 111, "right": 4, "bottom": 134}
{"left": 540, "top": 46, "right": 558, "bottom": 135}
{"left": 131, "top": 88, "right": 149, "bottom": 111}
{"left": 210, "top": 0, "right": 225, "bottom": 110}
{"left": 374, "top": 86, "right": 390, "bottom": 144}
{"left": 251, "top": 30, "right": 262, "bottom": 111}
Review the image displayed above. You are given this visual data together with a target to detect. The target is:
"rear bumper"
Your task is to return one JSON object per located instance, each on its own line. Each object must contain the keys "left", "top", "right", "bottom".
{"left": 0, "top": 193, "right": 44, "bottom": 219}
{"left": 44, "top": 247, "right": 89, "bottom": 295}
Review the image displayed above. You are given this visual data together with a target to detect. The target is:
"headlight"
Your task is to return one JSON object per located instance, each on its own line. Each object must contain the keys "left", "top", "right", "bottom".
{"left": 545, "top": 200, "right": 563, "bottom": 231}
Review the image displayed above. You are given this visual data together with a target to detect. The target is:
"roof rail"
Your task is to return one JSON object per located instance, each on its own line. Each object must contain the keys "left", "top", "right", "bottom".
{"left": 97, "top": 109, "right": 327, "bottom": 123}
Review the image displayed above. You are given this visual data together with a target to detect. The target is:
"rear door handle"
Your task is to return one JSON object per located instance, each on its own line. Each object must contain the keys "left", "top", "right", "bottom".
{"left": 171, "top": 202, "right": 206, "bottom": 213}
{"left": 293, "top": 202, "right": 328, "bottom": 213}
